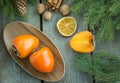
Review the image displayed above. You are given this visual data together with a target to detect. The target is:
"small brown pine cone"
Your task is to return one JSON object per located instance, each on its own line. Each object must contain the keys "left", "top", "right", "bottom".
{"left": 14, "top": 0, "right": 28, "bottom": 16}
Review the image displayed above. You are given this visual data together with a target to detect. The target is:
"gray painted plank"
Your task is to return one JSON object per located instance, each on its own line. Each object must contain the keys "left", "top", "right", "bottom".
{"left": 0, "top": 1, "right": 41, "bottom": 83}
{"left": 0, "top": 10, "right": 21, "bottom": 83}
{"left": 27, "top": 4, "right": 40, "bottom": 29}
{"left": 42, "top": 2, "right": 92, "bottom": 83}
{"left": 96, "top": 35, "right": 120, "bottom": 55}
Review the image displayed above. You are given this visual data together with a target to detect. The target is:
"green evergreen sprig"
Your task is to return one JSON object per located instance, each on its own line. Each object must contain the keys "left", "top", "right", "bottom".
{"left": 75, "top": 51, "right": 120, "bottom": 83}
{"left": 71, "top": 0, "right": 120, "bottom": 42}
{"left": 0, "top": 0, "right": 36, "bottom": 20}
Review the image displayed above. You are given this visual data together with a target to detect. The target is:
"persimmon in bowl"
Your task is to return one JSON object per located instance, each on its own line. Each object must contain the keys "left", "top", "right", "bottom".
{"left": 3, "top": 21, "right": 65, "bottom": 82}
{"left": 12, "top": 34, "right": 55, "bottom": 73}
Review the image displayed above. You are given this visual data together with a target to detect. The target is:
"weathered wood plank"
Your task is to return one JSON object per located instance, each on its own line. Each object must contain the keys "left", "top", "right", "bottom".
{"left": 0, "top": 1, "right": 41, "bottom": 83}
{"left": 96, "top": 35, "right": 120, "bottom": 55}
{"left": 42, "top": 1, "right": 92, "bottom": 83}
{"left": 27, "top": 5, "right": 40, "bottom": 29}
{"left": 0, "top": 9, "right": 21, "bottom": 83}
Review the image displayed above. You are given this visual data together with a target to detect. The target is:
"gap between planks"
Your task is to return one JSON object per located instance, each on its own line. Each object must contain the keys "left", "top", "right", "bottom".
{"left": 39, "top": 0, "right": 44, "bottom": 83}
{"left": 39, "top": 0, "right": 43, "bottom": 31}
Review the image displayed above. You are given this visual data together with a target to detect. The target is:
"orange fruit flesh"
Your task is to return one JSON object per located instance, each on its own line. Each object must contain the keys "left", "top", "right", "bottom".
{"left": 57, "top": 17, "right": 77, "bottom": 36}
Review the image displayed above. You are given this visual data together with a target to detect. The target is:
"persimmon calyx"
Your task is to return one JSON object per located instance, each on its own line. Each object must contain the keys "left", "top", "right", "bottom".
{"left": 12, "top": 45, "right": 20, "bottom": 57}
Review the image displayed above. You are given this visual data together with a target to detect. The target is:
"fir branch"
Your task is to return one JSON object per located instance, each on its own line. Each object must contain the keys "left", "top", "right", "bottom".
{"left": 71, "top": 0, "right": 120, "bottom": 42}
{"left": 96, "top": 18, "right": 115, "bottom": 42}
{"left": 115, "top": 15, "right": 120, "bottom": 30}
{"left": 108, "top": 0, "right": 120, "bottom": 16}
{"left": 75, "top": 53, "right": 93, "bottom": 73}
{"left": 70, "top": 0, "right": 88, "bottom": 13}
{"left": 0, "top": 0, "right": 4, "bottom": 7}
{"left": 75, "top": 51, "right": 120, "bottom": 83}
{"left": 1, "top": 0, "right": 16, "bottom": 20}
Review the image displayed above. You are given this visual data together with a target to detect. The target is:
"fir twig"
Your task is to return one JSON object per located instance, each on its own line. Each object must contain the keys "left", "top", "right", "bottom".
{"left": 71, "top": 0, "right": 120, "bottom": 42}
{"left": 75, "top": 51, "right": 120, "bottom": 83}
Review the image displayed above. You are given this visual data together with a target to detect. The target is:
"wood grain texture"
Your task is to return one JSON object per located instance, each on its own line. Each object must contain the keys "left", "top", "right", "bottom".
{"left": 0, "top": 11, "right": 21, "bottom": 83}
{"left": 0, "top": 2, "right": 41, "bottom": 83}
{"left": 95, "top": 34, "right": 120, "bottom": 55}
{"left": 3, "top": 22, "right": 65, "bottom": 82}
{"left": 42, "top": 1, "right": 92, "bottom": 83}
{"left": 27, "top": 4, "right": 40, "bottom": 29}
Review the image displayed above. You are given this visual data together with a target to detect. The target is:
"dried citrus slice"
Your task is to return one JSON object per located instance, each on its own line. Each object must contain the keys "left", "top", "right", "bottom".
{"left": 57, "top": 17, "right": 77, "bottom": 36}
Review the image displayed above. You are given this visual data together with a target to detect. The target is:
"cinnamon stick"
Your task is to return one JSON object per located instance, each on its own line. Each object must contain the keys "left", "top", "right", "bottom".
{"left": 48, "top": 0, "right": 54, "bottom": 5}
{"left": 55, "top": 0, "right": 62, "bottom": 11}
{"left": 53, "top": 0, "right": 59, "bottom": 5}
{"left": 45, "top": 2, "right": 52, "bottom": 10}
{"left": 46, "top": 0, "right": 62, "bottom": 11}
{"left": 51, "top": 0, "right": 59, "bottom": 11}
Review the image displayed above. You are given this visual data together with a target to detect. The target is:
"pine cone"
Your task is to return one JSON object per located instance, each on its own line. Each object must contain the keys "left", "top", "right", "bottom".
{"left": 14, "top": 0, "right": 27, "bottom": 16}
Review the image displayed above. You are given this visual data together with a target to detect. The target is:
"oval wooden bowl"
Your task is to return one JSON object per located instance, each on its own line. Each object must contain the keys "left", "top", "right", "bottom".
{"left": 3, "top": 21, "right": 65, "bottom": 82}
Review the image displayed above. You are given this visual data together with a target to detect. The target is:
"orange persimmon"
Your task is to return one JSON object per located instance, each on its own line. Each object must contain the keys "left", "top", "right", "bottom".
{"left": 69, "top": 31, "right": 94, "bottom": 53}
{"left": 29, "top": 47, "right": 54, "bottom": 73}
{"left": 12, "top": 34, "right": 39, "bottom": 58}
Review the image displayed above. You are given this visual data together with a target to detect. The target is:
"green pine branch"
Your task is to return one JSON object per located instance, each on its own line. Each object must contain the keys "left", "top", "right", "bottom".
{"left": 75, "top": 51, "right": 120, "bottom": 83}
{"left": 70, "top": 0, "right": 120, "bottom": 42}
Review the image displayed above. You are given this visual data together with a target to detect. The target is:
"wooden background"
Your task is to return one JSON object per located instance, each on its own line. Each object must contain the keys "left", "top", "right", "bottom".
{"left": 0, "top": 0, "right": 119, "bottom": 83}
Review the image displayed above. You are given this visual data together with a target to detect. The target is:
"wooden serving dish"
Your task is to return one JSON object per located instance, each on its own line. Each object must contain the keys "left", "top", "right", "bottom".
{"left": 3, "top": 21, "right": 65, "bottom": 82}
